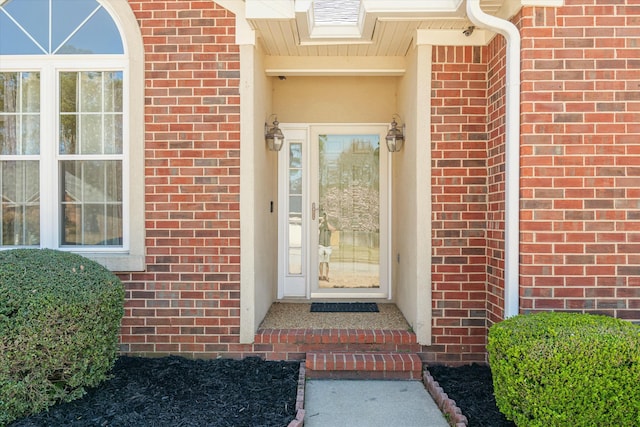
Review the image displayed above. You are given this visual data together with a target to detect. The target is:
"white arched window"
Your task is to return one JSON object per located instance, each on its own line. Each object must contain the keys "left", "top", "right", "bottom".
{"left": 0, "top": 0, "right": 144, "bottom": 270}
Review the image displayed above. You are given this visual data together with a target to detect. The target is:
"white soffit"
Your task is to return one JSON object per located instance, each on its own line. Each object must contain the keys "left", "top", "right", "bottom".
{"left": 243, "top": 0, "right": 564, "bottom": 58}
{"left": 247, "top": 0, "right": 465, "bottom": 45}
{"left": 295, "top": 0, "right": 370, "bottom": 44}
{"left": 296, "top": 0, "right": 465, "bottom": 44}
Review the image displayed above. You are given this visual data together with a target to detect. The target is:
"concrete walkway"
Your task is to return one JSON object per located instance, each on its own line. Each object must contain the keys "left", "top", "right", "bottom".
{"left": 303, "top": 380, "right": 450, "bottom": 427}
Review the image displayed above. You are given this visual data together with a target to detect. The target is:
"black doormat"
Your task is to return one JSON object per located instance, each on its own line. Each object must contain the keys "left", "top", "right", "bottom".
{"left": 310, "top": 302, "right": 379, "bottom": 313}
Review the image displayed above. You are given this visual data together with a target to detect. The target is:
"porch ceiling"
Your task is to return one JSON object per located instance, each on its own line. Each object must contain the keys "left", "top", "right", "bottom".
{"left": 246, "top": 0, "right": 516, "bottom": 57}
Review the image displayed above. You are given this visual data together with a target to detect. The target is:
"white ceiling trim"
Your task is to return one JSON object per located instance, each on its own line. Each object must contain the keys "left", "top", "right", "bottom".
{"left": 363, "top": 0, "right": 465, "bottom": 18}
{"left": 263, "top": 55, "right": 406, "bottom": 76}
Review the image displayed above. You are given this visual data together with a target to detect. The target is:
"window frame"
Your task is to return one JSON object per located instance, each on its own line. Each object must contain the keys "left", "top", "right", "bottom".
{"left": 0, "top": 0, "right": 145, "bottom": 271}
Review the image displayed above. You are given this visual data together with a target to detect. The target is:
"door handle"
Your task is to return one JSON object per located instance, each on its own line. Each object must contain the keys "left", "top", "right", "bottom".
{"left": 312, "top": 202, "right": 322, "bottom": 220}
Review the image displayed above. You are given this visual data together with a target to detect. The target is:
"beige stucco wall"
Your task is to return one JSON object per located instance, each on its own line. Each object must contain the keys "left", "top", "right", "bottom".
{"left": 240, "top": 43, "right": 278, "bottom": 342}
{"left": 394, "top": 43, "right": 432, "bottom": 345}
{"left": 272, "top": 76, "right": 398, "bottom": 123}
{"left": 253, "top": 46, "right": 279, "bottom": 329}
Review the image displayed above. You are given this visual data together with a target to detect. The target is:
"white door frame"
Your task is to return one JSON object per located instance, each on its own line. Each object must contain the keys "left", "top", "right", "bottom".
{"left": 276, "top": 125, "right": 309, "bottom": 298}
{"left": 277, "top": 123, "right": 392, "bottom": 300}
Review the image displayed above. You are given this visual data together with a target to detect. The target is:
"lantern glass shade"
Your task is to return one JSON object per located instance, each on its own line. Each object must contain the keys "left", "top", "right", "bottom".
{"left": 385, "top": 119, "right": 404, "bottom": 152}
{"left": 265, "top": 119, "right": 285, "bottom": 151}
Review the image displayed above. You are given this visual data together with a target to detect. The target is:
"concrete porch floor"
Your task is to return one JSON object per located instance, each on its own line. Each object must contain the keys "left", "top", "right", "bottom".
{"left": 258, "top": 302, "right": 412, "bottom": 330}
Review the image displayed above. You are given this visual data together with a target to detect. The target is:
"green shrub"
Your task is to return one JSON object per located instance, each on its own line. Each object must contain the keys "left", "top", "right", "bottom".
{"left": 0, "top": 249, "right": 125, "bottom": 425}
{"left": 488, "top": 312, "right": 640, "bottom": 426}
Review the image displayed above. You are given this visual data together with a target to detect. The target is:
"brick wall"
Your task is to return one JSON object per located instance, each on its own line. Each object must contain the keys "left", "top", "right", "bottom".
{"left": 430, "top": 46, "right": 489, "bottom": 364}
{"left": 486, "top": 31, "right": 508, "bottom": 327}
{"left": 519, "top": 1, "right": 640, "bottom": 322}
{"left": 112, "top": 0, "right": 639, "bottom": 362}
{"left": 430, "top": 1, "right": 639, "bottom": 364}
{"left": 118, "top": 0, "right": 242, "bottom": 356}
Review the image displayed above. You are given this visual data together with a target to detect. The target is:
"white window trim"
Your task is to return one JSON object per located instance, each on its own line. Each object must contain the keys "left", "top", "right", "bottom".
{"left": 0, "top": 0, "right": 145, "bottom": 272}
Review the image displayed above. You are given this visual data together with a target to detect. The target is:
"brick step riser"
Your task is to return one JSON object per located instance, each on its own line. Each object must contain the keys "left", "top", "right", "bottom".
{"left": 257, "top": 345, "right": 422, "bottom": 361}
{"left": 305, "top": 351, "right": 424, "bottom": 380}
{"left": 271, "top": 343, "right": 422, "bottom": 354}
{"left": 255, "top": 329, "right": 421, "bottom": 363}
{"left": 305, "top": 370, "right": 422, "bottom": 380}
{"left": 255, "top": 330, "right": 418, "bottom": 346}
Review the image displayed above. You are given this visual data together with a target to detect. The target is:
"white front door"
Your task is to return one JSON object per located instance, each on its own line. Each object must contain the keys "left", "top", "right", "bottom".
{"left": 278, "top": 124, "right": 390, "bottom": 300}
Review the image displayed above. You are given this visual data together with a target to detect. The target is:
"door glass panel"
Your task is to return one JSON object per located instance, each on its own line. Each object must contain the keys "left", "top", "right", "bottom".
{"left": 288, "top": 143, "right": 303, "bottom": 275}
{"left": 318, "top": 134, "right": 380, "bottom": 289}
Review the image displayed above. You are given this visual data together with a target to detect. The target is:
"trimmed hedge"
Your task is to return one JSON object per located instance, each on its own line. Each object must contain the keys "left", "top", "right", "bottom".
{"left": 0, "top": 249, "right": 125, "bottom": 425}
{"left": 488, "top": 312, "right": 640, "bottom": 427}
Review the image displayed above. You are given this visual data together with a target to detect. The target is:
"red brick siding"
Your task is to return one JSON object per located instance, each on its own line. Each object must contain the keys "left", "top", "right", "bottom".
{"left": 118, "top": 0, "right": 242, "bottom": 356}
{"left": 111, "top": 0, "right": 640, "bottom": 362}
{"left": 430, "top": 46, "right": 489, "bottom": 364}
{"left": 486, "top": 32, "right": 508, "bottom": 328}
{"left": 430, "top": 0, "right": 640, "bottom": 364}
{"left": 519, "top": 1, "right": 640, "bottom": 321}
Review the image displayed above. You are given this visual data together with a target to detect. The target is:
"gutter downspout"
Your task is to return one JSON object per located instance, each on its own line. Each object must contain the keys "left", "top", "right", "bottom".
{"left": 466, "top": 0, "right": 520, "bottom": 318}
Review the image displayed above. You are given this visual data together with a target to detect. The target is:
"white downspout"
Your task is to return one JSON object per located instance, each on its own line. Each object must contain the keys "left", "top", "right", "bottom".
{"left": 466, "top": 0, "right": 520, "bottom": 318}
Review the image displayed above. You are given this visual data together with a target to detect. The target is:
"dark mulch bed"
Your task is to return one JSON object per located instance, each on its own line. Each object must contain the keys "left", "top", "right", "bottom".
{"left": 428, "top": 364, "right": 516, "bottom": 427}
{"left": 11, "top": 356, "right": 300, "bottom": 427}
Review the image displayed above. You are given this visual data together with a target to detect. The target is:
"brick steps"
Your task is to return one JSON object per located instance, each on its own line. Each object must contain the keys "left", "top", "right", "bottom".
{"left": 306, "top": 351, "right": 423, "bottom": 380}
{"left": 254, "top": 328, "right": 424, "bottom": 379}
{"left": 254, "top": 329, "right": 421, "bottom": 361}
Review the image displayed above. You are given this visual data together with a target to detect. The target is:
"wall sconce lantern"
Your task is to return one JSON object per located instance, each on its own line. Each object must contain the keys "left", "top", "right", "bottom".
{"left": 385, "top": 115, "right": 405, "bottom": 152}
{"left": 265, "top": 115, "right": 285, "bottom": 151}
